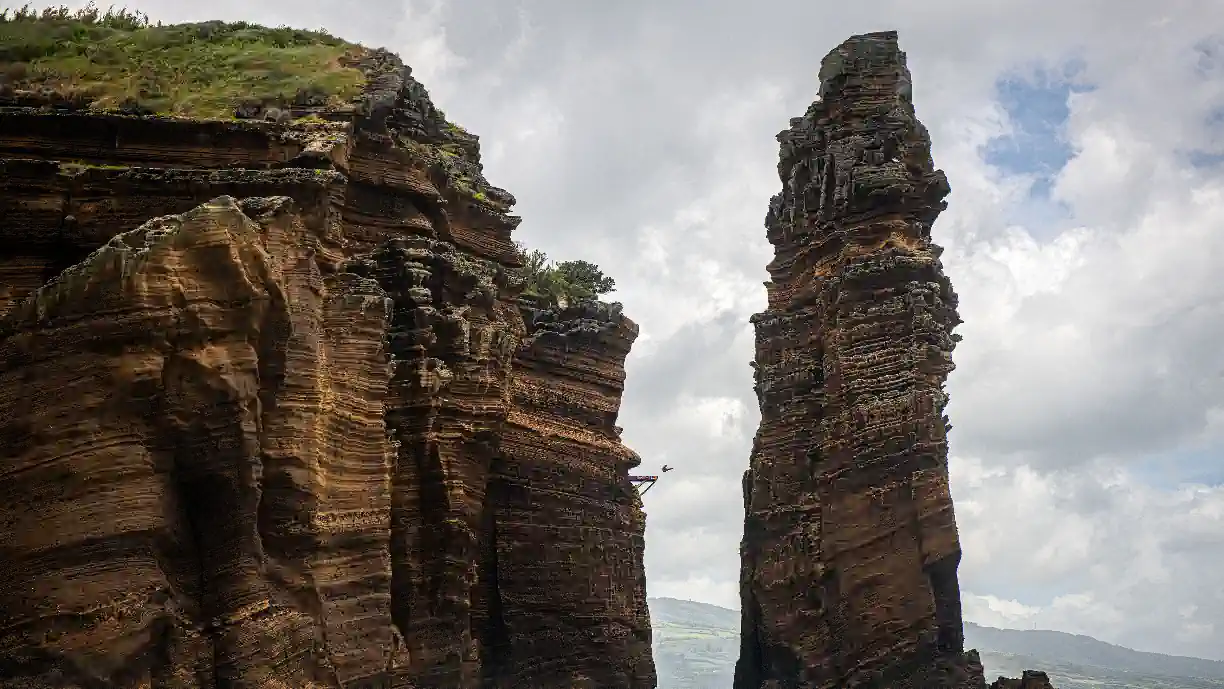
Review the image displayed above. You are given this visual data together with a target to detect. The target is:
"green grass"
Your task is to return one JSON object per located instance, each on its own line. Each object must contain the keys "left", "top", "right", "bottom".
{"left": 57, "top": 160, "right": 129, "bottom": 173}
{"left": 0, "top": 2, "right": 368, "bottom": 118}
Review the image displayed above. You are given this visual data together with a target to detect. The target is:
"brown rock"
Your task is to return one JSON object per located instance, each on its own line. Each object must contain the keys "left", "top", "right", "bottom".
{"left": 734, "top": 31, "right": 1044, "bottom": 689}
{"left": 0, "top": 195, "right": 398, "bottom": 687}
{"left": 0, "top": 35, "right": 654, "bottom": 689}
{"left": 353, "top": 234, "right": 525, "bottom": 689}
{"left": 490, "top": 301, "right": 655, "bottom": 689}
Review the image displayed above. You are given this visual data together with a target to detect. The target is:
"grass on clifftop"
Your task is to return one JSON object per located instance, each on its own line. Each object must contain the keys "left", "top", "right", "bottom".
{"left": 0, "top": 3, "right": 367, "bottom": 118}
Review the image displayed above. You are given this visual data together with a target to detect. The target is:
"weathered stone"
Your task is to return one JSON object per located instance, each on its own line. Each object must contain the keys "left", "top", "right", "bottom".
{"left": 355, "top": 235, "right": 524, "bottom": 689}
{"left": 734, "top": 31, "right": 1044, "bottom": 689}
{"left": 989, "top": 670, "right": 1057, "bottom": 689}
{"left": 0, "top": 33, "right": 654, "bottom": 689}
{"left": 0, "top": 195, "right": 399, "bottom": 687}
{"left": 491, "top": 301, "right": 655, "bottom": 689}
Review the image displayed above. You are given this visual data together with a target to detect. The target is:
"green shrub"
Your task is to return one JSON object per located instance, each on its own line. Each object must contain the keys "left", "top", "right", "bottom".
{"left": 514, "top": 242, "right": 616, "bottom": 307}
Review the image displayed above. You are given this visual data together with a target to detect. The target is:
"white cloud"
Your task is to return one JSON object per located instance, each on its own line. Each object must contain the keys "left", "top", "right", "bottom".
{"left": 389, "top": 0, "right": 465, "bottom": 96}
{"left": 667, "top": 395, "right": 747, "bottom": 441}
{"left": 648, "top": 575, "right": 740, "bottom": 612}
{"left": 963, "top": 594, "right": 1041, "bottom": 629}
{"left": 953, "top": 457, "right": 1224, "bottom": 658}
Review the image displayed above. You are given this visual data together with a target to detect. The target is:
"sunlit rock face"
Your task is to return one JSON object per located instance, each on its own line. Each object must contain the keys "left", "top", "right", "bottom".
{"left": 0, "top": 195, "right": 401, "bottom": 687}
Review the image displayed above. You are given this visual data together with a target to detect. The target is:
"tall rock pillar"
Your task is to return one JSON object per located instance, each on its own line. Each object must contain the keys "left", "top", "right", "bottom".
{"left": 735, "top": 31, "right": 985, "bottom": 689}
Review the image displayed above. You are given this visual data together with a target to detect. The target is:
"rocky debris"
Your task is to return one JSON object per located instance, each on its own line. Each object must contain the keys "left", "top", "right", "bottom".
{"left": 0, "top": 29, "right": 655, "bottom": 689}
{"left": 989, "top": 670, "right": 1056, "bottom": 689}
{"left": 521, "top": 299, "right": 627, "bottom": 347}
{"left": 734, "top": 31, "right": 1045, "bottom": 689}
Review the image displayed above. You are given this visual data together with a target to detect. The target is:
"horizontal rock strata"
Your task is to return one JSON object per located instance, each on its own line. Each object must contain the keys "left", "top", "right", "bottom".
{"left": 490, "top": 302, "right": 655, "bottom": 689}
{"left": 0, "top": 33, "right": 654, "bottom": 689}
{"left": 348, "top": 235, "right": 523, "bottom": 689}
{"left": 0, "top": 195, "right": 398, "bottom": 687}
{"left": 735, "top": 31, "right": 1043, "bottom": 689}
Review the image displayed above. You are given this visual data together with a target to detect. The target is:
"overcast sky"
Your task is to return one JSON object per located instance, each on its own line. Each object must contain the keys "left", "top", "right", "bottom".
{"left": 51, "top": 0, "right": 1224, "bottom": 661}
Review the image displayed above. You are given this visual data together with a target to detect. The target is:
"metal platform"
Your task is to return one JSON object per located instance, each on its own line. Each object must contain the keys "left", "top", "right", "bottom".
{"left": 629, "top": 475, "right": 659, "bottom": 495}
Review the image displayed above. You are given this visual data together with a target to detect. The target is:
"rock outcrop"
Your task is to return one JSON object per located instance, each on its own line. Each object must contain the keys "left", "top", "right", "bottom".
{"left": 989, "top": 671, "right": 1056, "bottom": 689}
{"left": 490, "top": 301, "right": 654, "bottom": 689}
{"left": 735, "top": 31, "right": 1045, "bottom": 689}
{"left": 0, "top": 195, "right": 399, "bottom": 687}
{"left": 0, "top": 20, "right": 653, "bottom": 689}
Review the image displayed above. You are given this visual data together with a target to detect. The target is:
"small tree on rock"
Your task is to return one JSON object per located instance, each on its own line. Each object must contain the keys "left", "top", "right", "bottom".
{"left": 554, "top": 259, "right": 615, "bottom": 300}
{"left": 514, "top": 242, "right": 615, "bottom": 307}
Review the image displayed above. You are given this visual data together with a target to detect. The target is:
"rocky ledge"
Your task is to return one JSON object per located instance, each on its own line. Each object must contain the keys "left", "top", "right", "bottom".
{"left": 0, "top": 13, "right": 653, "bottom": 689}
{"left": 734, "top": 31, "right": 1050, "bottom": 689}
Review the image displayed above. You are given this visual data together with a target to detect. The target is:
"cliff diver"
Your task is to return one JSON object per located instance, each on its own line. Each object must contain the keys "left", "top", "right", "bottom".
{"left": 661, "top": 465, "right": 673, "bottom": 473}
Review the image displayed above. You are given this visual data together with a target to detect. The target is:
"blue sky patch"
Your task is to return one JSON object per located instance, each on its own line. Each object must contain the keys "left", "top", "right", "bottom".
{"left": 1188, "top": 151, "right": 1224, "bottom": 168}
{"left": 1132, "top": 447, "right": 1224, "bottom": 490}
{"left": 981, "top": 61, "right": 1094, "bottom": 238}
{"left": 983, "top": 62, "right": 1092, "bottom": 191}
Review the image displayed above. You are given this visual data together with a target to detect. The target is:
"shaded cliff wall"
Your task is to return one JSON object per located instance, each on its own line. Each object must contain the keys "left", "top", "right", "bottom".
{"left": 0, "top": 38, "right": 654, "bottom": 689}
{"left": 491, "top": 302, "right": 655, "bottom": 689}
{"left": 735, "top": 31, "right": 983, "bottom": 689}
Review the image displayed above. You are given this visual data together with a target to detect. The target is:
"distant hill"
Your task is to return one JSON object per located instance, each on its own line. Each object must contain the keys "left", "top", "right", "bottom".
{"left": 964, "top": 622, "right": 1224, "bottom": 684}
{"left": 648, "top": 597, "right": 1224, "bottom": 689}
{"left": 650, "top": 597, "right": 738, "bottom": 689}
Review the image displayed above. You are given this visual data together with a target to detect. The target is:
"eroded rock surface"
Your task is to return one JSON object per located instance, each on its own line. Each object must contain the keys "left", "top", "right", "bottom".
{"left": 734, "top": 31, "right": 1044, "bottom": 689}
{"left": 491, "top": 301, "right": 655, "bottom": 689}
{"left": 348, "top": 236, "right": 524, "bottom": 689}
{"left": 0, "top": 35, "right": 654, "bottom": 689}
{"left": 0, "top": 195, "right": 398, "bottom": 687}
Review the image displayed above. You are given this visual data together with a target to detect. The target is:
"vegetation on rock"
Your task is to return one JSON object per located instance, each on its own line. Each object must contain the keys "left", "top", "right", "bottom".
{"left": 514, "top": 241, "right": 616, "bottom": 308}
{"left": 0, "top": 5, "right": 510, "bottom": 211}
{"left": 0, "top": 3, "right": 366, "bottom": 118}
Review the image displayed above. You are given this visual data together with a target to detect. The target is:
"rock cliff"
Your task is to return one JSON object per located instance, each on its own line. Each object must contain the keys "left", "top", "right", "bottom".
{"left": 735, "top": 31, "right": 1047, "bottom": 689}
{"left": 0, "top": 15, "right": 652, "bottom": 689}
{"left": 492, "top": 301, "right": 655, "bottom": 689}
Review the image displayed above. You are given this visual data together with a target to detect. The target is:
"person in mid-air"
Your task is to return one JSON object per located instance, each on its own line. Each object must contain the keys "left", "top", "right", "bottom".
{"left": 661, "top": 465, "right": 673, "bottom": 473}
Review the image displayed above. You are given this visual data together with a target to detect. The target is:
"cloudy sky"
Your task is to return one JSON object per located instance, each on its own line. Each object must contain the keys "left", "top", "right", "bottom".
{"left": 52, "top": 0, "right": 1224, "bottom": 661}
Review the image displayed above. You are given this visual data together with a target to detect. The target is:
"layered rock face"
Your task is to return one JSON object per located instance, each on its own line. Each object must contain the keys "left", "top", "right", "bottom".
{"left": 0, "top": 36, "right": 653, "bottom": 689}
{"left": 736, "top": 31, "right": 1005, "bottom": 689}
{"left": 0, "top": 195, "right": 399, "bottom": 687}
{"left": 492, "top": 302, "right": 655, "bottom": 689}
